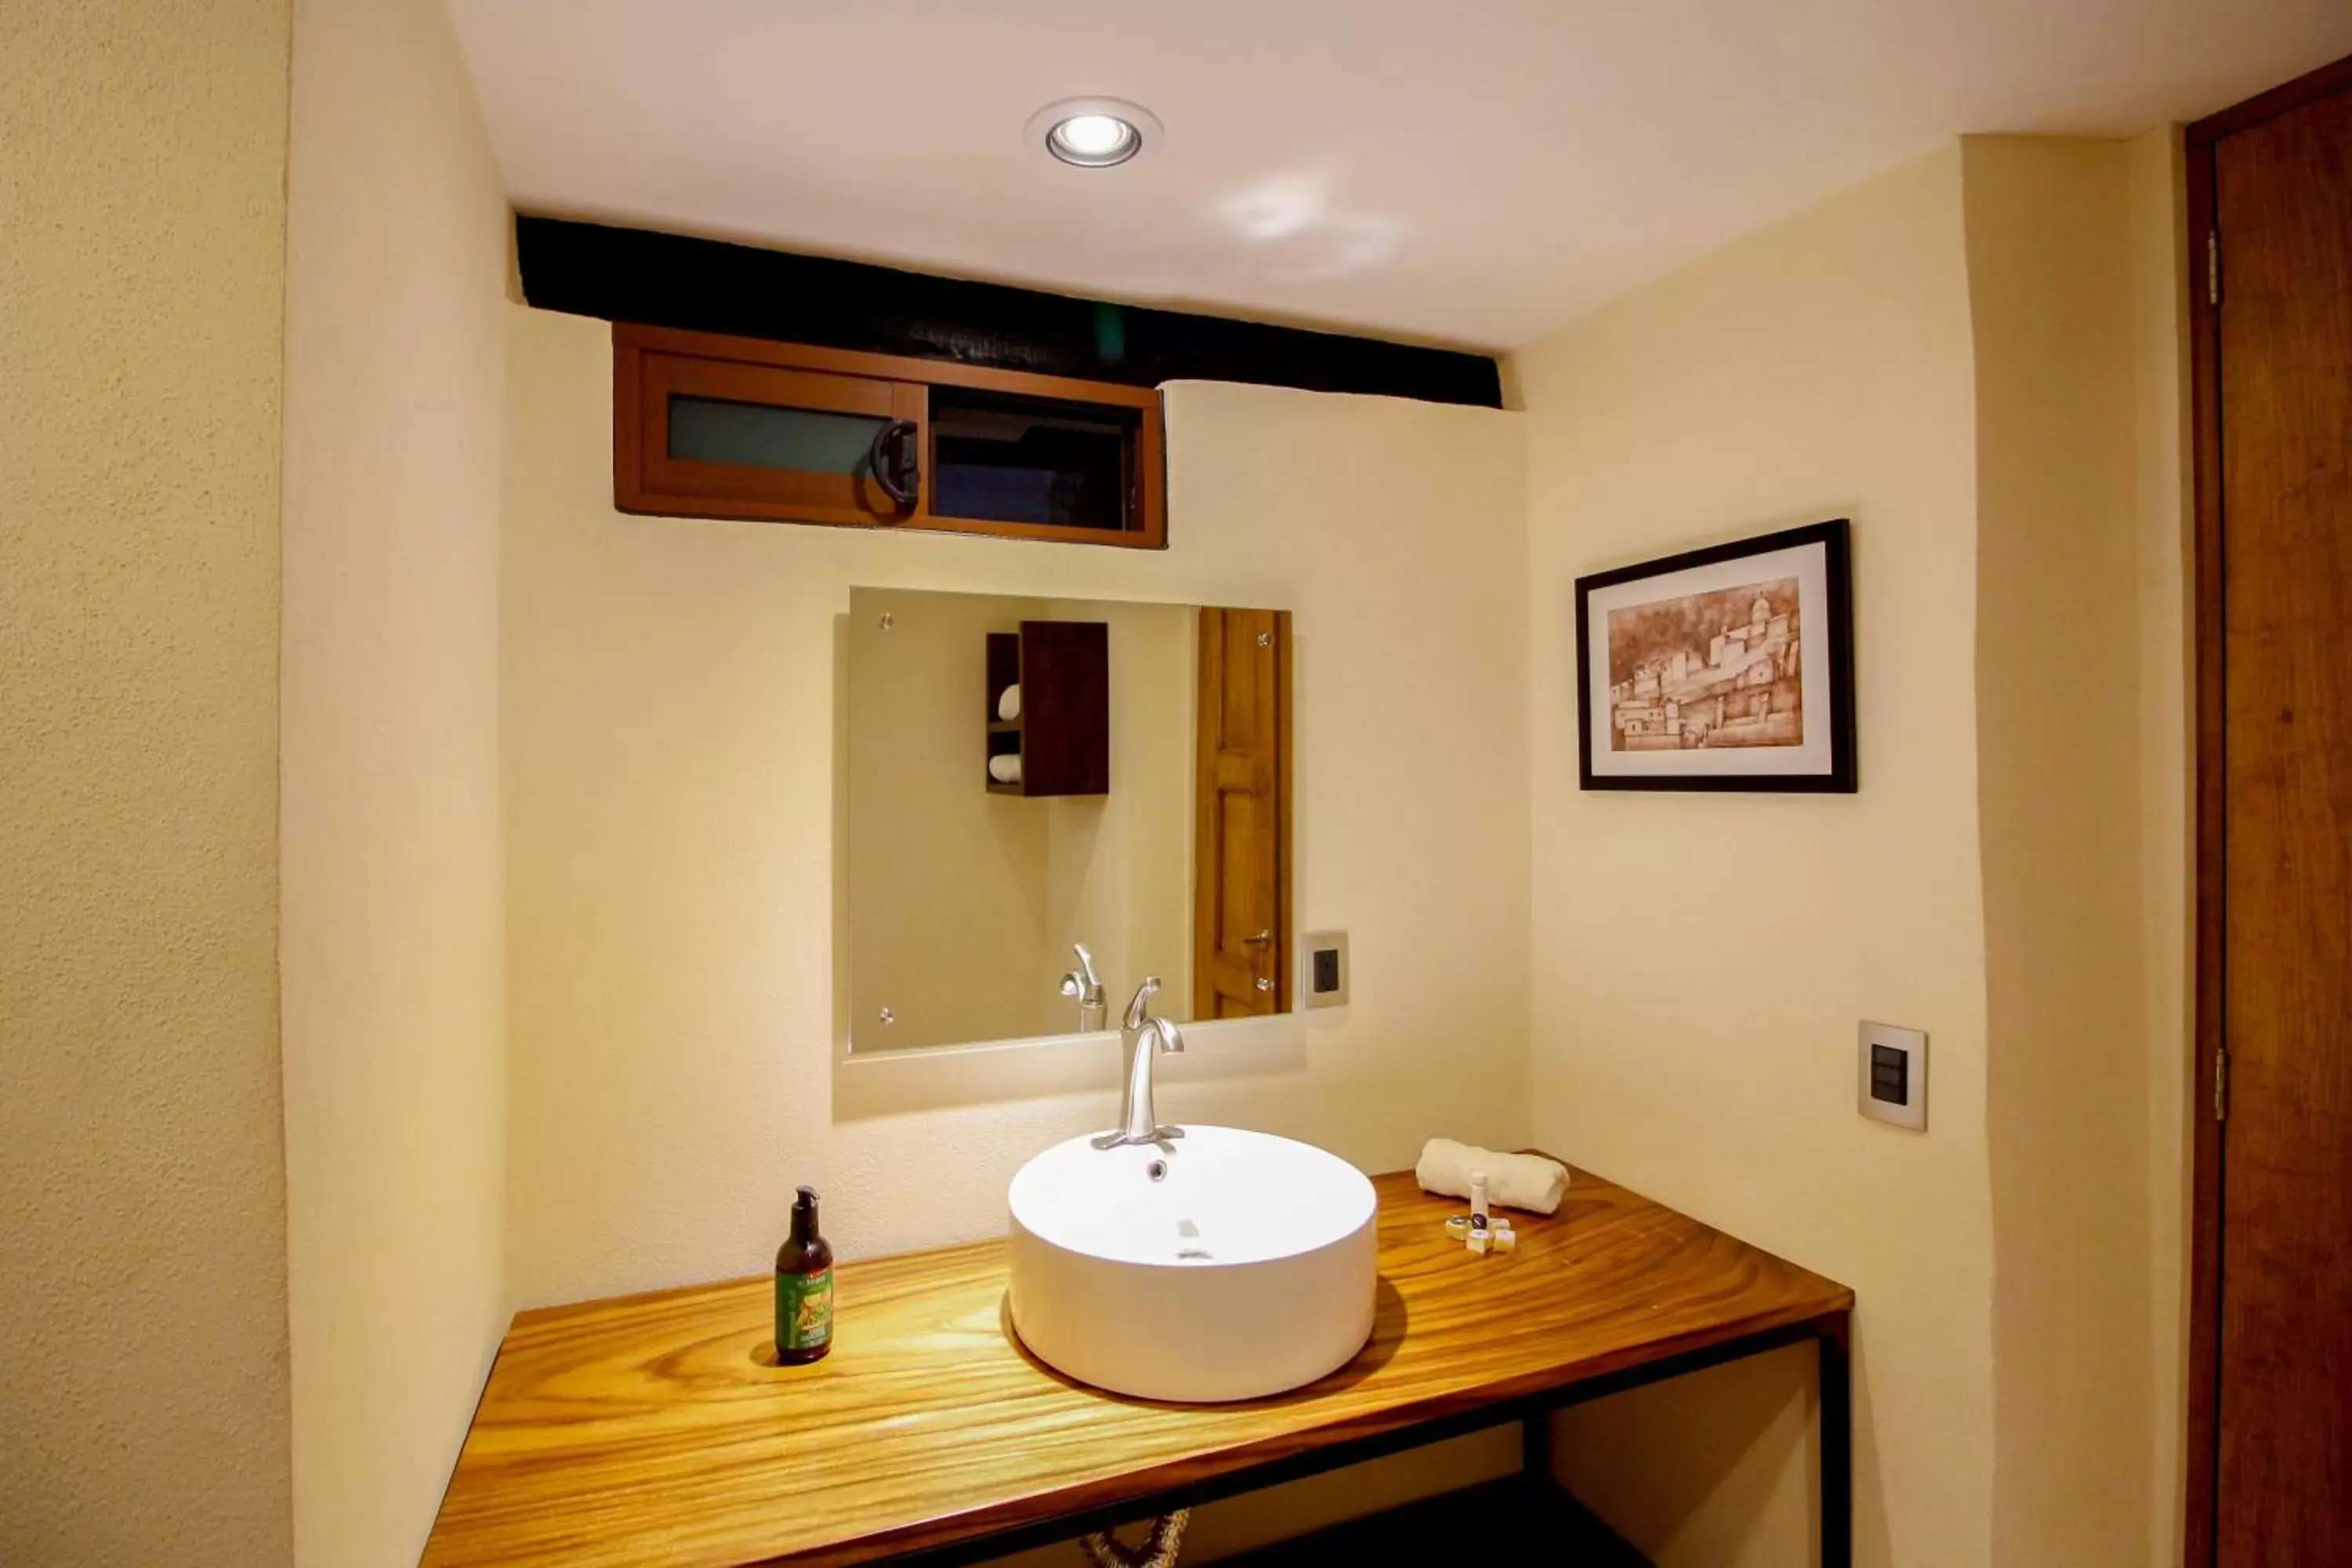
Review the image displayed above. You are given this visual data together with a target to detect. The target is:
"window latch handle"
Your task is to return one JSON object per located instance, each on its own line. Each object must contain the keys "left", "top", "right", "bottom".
{"left": 869, "top": 419, "right": 919, "bottom": 509}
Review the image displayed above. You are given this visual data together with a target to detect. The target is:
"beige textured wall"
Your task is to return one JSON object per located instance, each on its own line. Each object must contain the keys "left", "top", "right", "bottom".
{"left": 278, "top": 0, "right": 511, "bottom": 1561}
{"left": 845, "top": 591, "right": 1193, "bottom": 1051}
{"left": 1517, "top": 147, "right": 1994, "bottom": 1568}
{"left": 0, "top": 1, "right": 294, "bottom": 1561}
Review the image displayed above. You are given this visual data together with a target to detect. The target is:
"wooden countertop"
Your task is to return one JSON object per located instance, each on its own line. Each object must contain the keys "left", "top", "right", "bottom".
{"left": 423, "top": 1168, "right": 1851, "bottom": 1568}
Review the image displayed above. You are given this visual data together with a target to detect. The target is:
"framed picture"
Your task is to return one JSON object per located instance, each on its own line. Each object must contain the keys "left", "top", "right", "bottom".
{"left": 1575, "top": 518, "right": 1855, "bottom": 792}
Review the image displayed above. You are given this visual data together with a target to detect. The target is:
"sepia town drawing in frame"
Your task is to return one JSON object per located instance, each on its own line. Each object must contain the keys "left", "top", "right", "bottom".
{"left": 1575, "top": 518, "right": 1856, "bottom": 792}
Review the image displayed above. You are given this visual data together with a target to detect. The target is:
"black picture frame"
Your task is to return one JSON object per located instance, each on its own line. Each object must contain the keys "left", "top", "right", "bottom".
{"left": 1574, "top": 518, "right": 1856, "bottom": 793}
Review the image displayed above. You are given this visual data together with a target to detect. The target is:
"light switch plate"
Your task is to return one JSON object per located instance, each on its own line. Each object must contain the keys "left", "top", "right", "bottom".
{"left": 1858, "top": 1021, "right": 1928, "bottom": 1130}
{"left": 1301, "top": 931, "right": 1348, "bottom": 1009}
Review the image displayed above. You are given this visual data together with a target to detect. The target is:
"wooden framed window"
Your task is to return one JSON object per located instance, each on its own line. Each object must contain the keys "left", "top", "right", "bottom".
{"left": 635, "top": 352, "right": 924, "bottom": 527}
{"left": 614, "top": 323, "right": 1167, "bottom": 548}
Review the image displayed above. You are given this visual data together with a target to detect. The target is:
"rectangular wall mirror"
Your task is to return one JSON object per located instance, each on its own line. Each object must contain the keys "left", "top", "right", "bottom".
{"left": 844, "top": 586, "right": 1292, "bottom": 1052}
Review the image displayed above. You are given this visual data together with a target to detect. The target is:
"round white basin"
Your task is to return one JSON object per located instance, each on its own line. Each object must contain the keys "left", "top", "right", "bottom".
{"left": 1007, "top": 1125, "right": 1377, "bottom": 1403}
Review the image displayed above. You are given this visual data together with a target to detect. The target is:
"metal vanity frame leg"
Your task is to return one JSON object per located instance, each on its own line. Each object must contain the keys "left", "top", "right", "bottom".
{"left": 1819, "top": 1311, "right": 1853, "bottom": 1568}
{"left": 888, "top": 1308, "right": 1854, "bottom": 1568}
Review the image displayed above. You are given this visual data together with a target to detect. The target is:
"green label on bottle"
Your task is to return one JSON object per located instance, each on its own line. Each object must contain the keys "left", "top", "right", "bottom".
{"left": 777, "top": 1267, "right": 833, "bottom": 1352}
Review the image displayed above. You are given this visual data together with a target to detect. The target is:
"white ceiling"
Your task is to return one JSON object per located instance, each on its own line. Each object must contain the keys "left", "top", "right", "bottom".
{"left": 447, "top": 0, "right": 2352, "bottom": 350}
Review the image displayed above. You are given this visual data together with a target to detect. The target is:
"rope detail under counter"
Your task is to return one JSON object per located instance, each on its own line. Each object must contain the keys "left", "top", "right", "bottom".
{"left": 1078, "top": 1508, "right": 1190, "bottom": 1568}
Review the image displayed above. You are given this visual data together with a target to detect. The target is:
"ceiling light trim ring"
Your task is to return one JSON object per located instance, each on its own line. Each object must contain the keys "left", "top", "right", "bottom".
{"left": 1025, "top": 97, "right": 1163, "bottom": 171}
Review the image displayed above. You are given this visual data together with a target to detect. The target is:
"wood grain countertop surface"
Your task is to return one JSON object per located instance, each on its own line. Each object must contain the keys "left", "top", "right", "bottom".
{"left": 422, "top": 1166, "right": 1852, "bottom": 1568}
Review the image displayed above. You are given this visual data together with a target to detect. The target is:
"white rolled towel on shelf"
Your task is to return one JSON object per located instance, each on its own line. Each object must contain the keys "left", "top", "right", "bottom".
{"left": 997, "top": 683, "right": 1022, "bottom": 721}
{"left": 988, "top": 753, "right": 1023, "bottom": 785}
{"left": 1415, "top": 1138, "right": 1570, "bottom": 1216}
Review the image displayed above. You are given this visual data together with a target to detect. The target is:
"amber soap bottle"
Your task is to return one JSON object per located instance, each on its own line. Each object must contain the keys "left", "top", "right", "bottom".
{"left": 774, "top": 1185, "right": 834, "bottom": 1363}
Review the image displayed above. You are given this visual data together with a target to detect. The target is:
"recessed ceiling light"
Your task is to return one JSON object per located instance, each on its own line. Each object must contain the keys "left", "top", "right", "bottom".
{"left": 1050, "top": 114, "right": 1138, "bottom": 166}
{"left": 1025, "top": 97, "right": 1162, "bottom": 170}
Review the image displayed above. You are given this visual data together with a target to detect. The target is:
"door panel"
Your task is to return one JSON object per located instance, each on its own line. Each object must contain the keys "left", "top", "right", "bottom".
{"left": 1193, "top": 609, "right": 1290, "bottom": 1019}
{"left": 2212, "top": 77, "right": 2352, "bottom": 1567}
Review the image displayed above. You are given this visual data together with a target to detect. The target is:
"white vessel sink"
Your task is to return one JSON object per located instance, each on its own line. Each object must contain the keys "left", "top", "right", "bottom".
{"left": 1007, "top": 1125, "right": 1378, "bottom": 1403}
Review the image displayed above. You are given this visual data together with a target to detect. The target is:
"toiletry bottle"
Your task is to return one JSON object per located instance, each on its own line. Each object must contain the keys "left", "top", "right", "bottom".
{"left": 775, "top": 1185, "right": 834, "bottom": 1364}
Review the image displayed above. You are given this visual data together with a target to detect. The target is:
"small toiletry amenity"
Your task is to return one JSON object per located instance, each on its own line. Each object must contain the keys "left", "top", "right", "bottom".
{"left": 775, "top": 1185, "right": 834, "bottom": 1364}
{"left": 1465, "top": 1217, "right": 1515, "bottom": 1255}
{"left": 1415, "top": 1138, "right": 1570, "bottom": 1214}
{"left": 1444, "top": 1170, "right": 1519, "bottom": 1255}
{"left": 1444, "top": 1205, "right": 1516, "bottom": 1250}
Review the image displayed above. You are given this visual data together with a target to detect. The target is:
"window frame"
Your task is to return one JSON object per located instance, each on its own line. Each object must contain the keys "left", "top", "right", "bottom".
{"left": 613, "top": 322, "right": 1168, "bottom": 550}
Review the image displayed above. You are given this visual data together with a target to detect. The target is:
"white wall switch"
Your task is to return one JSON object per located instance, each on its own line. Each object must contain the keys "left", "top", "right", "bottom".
{"left": 1301, "top": 931, "right": 1348, "bottom": 1009}
{"left": 1858, "top": 1021, "right": 1927, "bottom": 1131}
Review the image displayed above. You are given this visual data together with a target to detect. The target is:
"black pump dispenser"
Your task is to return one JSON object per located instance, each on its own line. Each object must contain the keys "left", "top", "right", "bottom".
{"left": 774, "top": 1185, "right": 834, "bottom": 1363}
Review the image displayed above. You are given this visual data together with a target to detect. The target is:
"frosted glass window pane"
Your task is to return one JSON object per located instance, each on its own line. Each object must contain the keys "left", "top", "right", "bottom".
{"left": 668, "top": 395, "right": 883, "bottom": 474}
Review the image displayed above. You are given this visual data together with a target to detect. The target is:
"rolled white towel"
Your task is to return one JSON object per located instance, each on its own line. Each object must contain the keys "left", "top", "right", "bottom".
{"left": 988, "top": 753, "right": 1022, "bottom": 785}
{"left": 997, "top": 683, "right": 1022, "bottom": 722}
{"left": 1415, "top": 1138, "right": 1569, "bottom": 1216}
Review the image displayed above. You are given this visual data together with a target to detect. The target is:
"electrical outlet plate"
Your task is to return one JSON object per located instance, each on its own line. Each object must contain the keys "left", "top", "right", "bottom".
{"left": 1301, "top": 930, "right": 1348, "bottom": 1009}
{"left": 1857, "top": 1021, "right": 1927, "bottom": 1130}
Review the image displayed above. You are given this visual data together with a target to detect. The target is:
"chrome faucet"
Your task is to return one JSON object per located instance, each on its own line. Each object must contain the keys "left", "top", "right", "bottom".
{"left": 1058, "top": 943, "right": 1106, "bottom": 1033}
{"left": 1092, "top": 977, "right": 1185, "bottom": 1149}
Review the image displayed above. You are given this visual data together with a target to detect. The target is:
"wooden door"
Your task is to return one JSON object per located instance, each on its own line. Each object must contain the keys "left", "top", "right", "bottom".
{"left": 1193, "top": 608, "right": 1290, "bottom": 1018}
{"left": 2191, "top": 55, "right": 2352, "bottom": 1566}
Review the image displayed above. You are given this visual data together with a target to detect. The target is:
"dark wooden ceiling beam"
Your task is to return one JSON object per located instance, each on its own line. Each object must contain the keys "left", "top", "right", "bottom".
{"left": 515, "top": 215, "right": 1503, "bottom": 409}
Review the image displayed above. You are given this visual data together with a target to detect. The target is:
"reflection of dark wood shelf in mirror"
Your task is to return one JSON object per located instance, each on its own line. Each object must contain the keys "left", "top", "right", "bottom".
{"left": 985, "top": 622, "right": 1107, "bottom": 797}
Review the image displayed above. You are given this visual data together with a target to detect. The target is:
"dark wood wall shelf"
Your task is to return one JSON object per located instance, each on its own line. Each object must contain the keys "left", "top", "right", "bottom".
{"left": 985, "top": 621, "right": 1107, "bottom": 797}
{"left": 420, "top": 1167, "right": 1853, "bottom": 1568}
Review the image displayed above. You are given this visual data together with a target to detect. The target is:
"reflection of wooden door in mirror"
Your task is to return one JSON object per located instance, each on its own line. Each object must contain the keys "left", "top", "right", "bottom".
{"left": 1193, "top": 609, "right": 1291, "bottom": 1018}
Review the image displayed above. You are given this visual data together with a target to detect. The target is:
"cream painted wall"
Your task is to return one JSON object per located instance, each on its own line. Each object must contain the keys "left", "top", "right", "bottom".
{"left": 846, "top": 590, "right": 1194, "bottom": 1051}
{"left": 502, "top": 304, "right": 1532, "bottom": 1304}
{"left": 278, "top": 0, "right": 511, "bottom": 1561}
{"left": 1963, "top": 135, "right": 2154, "bottom": 1568}
{"left": 1517, "top": 147, "right": 1994, "bottom": 1568}
{"left": 0, "top": 1, "right": 293, "bottom": 1561}
{"left": 1515, "top": 136, "right": 2193, "bottom": 1568}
